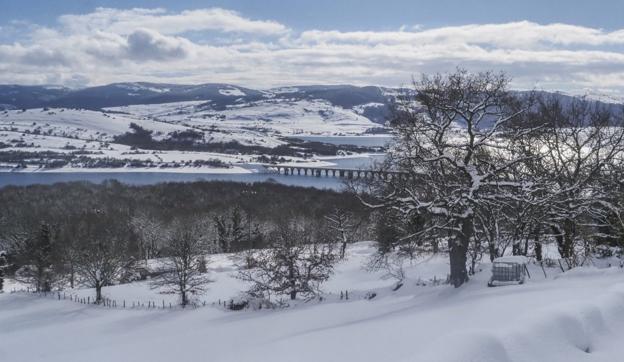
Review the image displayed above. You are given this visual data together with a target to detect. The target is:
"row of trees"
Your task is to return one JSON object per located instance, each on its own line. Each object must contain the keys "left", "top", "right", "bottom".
{"left": 0, "top": 181, "right": 367, "bottom": 303}
{"left": 362, "top": 69, "right": 624, "bottom": 287}
{"left": 3, "top": 213, "right": 355, "bottom": 305}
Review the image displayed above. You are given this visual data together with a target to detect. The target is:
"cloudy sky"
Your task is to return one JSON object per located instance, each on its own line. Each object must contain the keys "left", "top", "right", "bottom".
{"left": 1, "top": 0, "right": 623, "bottom": 97}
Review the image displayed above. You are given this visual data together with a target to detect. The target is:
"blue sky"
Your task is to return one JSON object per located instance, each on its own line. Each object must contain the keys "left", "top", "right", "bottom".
{"left": 1, "top": 0, "right": 623, "bottom": 97}
{"left": 4, "top": 0, "right": 624, "bottom": 31}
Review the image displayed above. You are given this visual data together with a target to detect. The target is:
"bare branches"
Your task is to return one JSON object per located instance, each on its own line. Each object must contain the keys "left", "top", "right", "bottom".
{"left": 374, "top": 70, "right": 624, "bottom": 277}
{"left": 237, "top": 221, "right": 337, "bottom": 301}
{"left": 375, "top": 69, "right": 540, "bottom": 286}
{"left": 73, "top": 210, "right": 130, "bottom": 303}
{"left": 150, "top": 220, "right": 212, "bottom": 307}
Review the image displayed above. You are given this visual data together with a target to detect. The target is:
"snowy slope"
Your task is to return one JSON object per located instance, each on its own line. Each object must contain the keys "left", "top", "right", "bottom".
{"left": 0, "top": 97, "right": 380, "bottom": 158}
{"left": 0, "top": 83, "right": 392, "bottom": 118}
{"left": 2, "top": 242, "right": 624, "bottom": 362}
{"left": 0, "top": 84, "right": 395, "bottom": 173}
{"left": 105, "top": 98, "right": 379, "bottom": 137}
{"left": 0, "top": 108, "right": 188, "bottom": 141}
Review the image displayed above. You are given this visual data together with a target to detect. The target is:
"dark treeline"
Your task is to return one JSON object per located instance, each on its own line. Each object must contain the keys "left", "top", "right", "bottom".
{"left": 0, "top": 180, "right": 373, "bottom": 299}
{"left": 113, "top": 122, "right": 382, "bottom": 157}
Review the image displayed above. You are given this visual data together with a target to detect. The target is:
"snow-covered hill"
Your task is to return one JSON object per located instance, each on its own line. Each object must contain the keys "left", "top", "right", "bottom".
{"left": 2, "top": 242, "right": 624, "bottom": 362}
{"left": 1, "top": 107, "right": 188, "bottom": 142}
{"left": 105, "top": 98, "right": 378, "bottom": 137}
{"left": 0, "top": 87, "right": 383, "bottom": 145}
{"left": 0, "top": 83, "right": 395, "bottom": 124}
{"left": 0, "top": 89, "right": 388, "bottom": 172}
{"left": 3, "top": 82, "right": 621, "bottom": 173}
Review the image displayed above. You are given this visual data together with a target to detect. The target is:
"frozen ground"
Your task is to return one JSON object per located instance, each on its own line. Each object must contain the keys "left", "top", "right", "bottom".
{"left": 2, "top": 242, "right": 624, "bottom": 362}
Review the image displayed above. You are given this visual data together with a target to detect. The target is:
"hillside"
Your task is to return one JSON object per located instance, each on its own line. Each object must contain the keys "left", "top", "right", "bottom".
{"left": 2, "top": 242, "right": 624, "bottom": 362}
{"left": 1, "top": 83, "right": 622, "bottom": 173}
{"left": 0, "top": 97, "right": 385, "bottom": 172}
{"left": 0, "top": 83, "right": 395, "bottom": 124}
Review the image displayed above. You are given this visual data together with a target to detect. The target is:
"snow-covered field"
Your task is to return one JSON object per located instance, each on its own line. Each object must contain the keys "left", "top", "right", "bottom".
{"left": 105, "top": 98, "right": 378, "bottom": 138}
{"left": 0, "top": 99, "right": 378, "bottom": 151}
{"left": 2, "top": 242, "right": 624, "bottom": 362}
{"left": 0, "top": 101, "right": 383, "bottom": 173}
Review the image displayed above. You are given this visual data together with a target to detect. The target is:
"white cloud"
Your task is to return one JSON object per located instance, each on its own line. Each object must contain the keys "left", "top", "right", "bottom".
{"left": 125, "top": 29, "right": 193, "bottom": 61}
{"left": 0, "top": 9, "right": 623, "bottom": 99}
{"left": 298, "top": 21, "right": 624, "bottom": 48}
{"left": 58, "top": 7, "right": 289, "bottom": 36}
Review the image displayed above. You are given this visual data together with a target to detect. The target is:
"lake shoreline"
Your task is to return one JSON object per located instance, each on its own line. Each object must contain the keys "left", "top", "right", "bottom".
{"left": 0, "top": 154, "right": 386, "bottom": 190}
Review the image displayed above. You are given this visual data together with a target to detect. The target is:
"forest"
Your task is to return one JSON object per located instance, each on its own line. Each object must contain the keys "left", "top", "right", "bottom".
{"left": 0, "top": 180, "right": 374, "bottom": 303}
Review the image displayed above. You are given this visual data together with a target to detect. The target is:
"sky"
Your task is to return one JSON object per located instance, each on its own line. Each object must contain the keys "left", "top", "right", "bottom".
{"left": 1, "top": 0, "right": 623, "bottom": 98}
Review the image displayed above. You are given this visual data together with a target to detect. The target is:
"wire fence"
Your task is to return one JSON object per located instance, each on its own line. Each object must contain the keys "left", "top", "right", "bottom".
{"left": 7, "top": 288, "right": 358, "bottom": 311}
{"left": 8, "top": 289, "right": 245, "bottom": 311}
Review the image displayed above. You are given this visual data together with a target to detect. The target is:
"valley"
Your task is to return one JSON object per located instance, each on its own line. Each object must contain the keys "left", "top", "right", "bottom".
{"left": 0, "top": 85, "right": 394, "bottom": 185}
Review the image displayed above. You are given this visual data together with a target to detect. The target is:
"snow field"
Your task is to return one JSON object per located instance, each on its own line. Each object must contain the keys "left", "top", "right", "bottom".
{"left": 2, "top": 242, "right": 624, "bottom": 362}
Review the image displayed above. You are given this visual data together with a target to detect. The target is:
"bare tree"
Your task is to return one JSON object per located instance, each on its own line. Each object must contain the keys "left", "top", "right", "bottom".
{"left": 325, "top": 208, "right": 361, "bottom": 259}
{"left": 365, "top": 69, "right": 534, "bottom": 287}
{"left": 14, "top": 222, "right": 57, "bottom": 292}
{"left": 526, "top": 96, "right": 624, "bottom": 266}
{"left": 74, "top": 210, "right": 130, "bottom": 303}
{"left": 237, "top": 221, "right": 337, "bottom": 301}
{"left": 213, "top": 206, "right": 247, "bottom": 253}
{"left": 151, "top": 221, "right": 211, "bottom": 307}
{"left": 131, "top": 213, "right": 165, "bottom": 264}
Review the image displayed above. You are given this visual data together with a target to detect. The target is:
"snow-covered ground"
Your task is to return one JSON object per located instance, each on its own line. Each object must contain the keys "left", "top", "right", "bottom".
{"left": 0, "top": 101, "right": 383, "bottom": 173}
{"left": 0, "top": 99, "right": 379, "bottom": 152}
{"left": 2, "top": 242, "right": 624, "bottom": 362}
{"left": 105, "top": 99, "right": 378, "bottom": 138}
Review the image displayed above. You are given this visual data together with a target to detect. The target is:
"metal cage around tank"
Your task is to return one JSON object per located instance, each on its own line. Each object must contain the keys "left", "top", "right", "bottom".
{"left": 488, "top": 256, "right": 529, "bottom": 287}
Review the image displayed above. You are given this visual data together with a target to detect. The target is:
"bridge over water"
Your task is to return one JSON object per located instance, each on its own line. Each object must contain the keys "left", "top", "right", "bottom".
{"left": 261, "top": 164, "right": 410, "bottom": 180}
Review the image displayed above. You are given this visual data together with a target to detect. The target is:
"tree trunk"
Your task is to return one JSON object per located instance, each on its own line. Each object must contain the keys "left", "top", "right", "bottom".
{"left": 551, "top": 225, "right": 567, "bottom": 258}
{"left": 181, "top": 290, "right": 187, "bottom": 307}
{"left": 95, "top": 282, "right": 102, "bottom": 304}
{"left": 432, "top": 239, "right": 439, "bottom": 254}
{"left": 449, "top": 218, "right": 471, "bottom": 288}
{"left": 69, "top": 264, "right": 75, "bottom": 289}
{"left": 288, "top": 262, "right": 297, "bottom": 300}
{"left": 534, "top": 232, "right": 542, "bottom": 262}
{"left": 553, "top": 222, "right": 575, "bottom": 262}
{"left": 340, "top": 242, "right": 347, "bottom": 259}
{"left": 469, "top": 237, "right": 481, "bottom": 275}
{"left": 488, "top": 240, "right": 498, "bottom": 262}
{"left": 449, "top": 240, "right": 468, "bottom": 287}
{"left": 37, "top": 266, "right": 44, "bottom": 292}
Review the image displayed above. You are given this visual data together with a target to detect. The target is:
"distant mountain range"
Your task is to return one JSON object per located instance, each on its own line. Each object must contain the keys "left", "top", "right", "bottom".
{"left": 0, "top": 83, "right": 394, "bottom": 124}
{"left": 0, "top": 83, "right": 621, "bottom": 126}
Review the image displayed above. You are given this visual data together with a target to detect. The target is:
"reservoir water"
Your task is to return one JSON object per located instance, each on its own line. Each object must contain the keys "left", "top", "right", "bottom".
{"left": 0, "top": 154, "right": 386, "bottom": 190}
